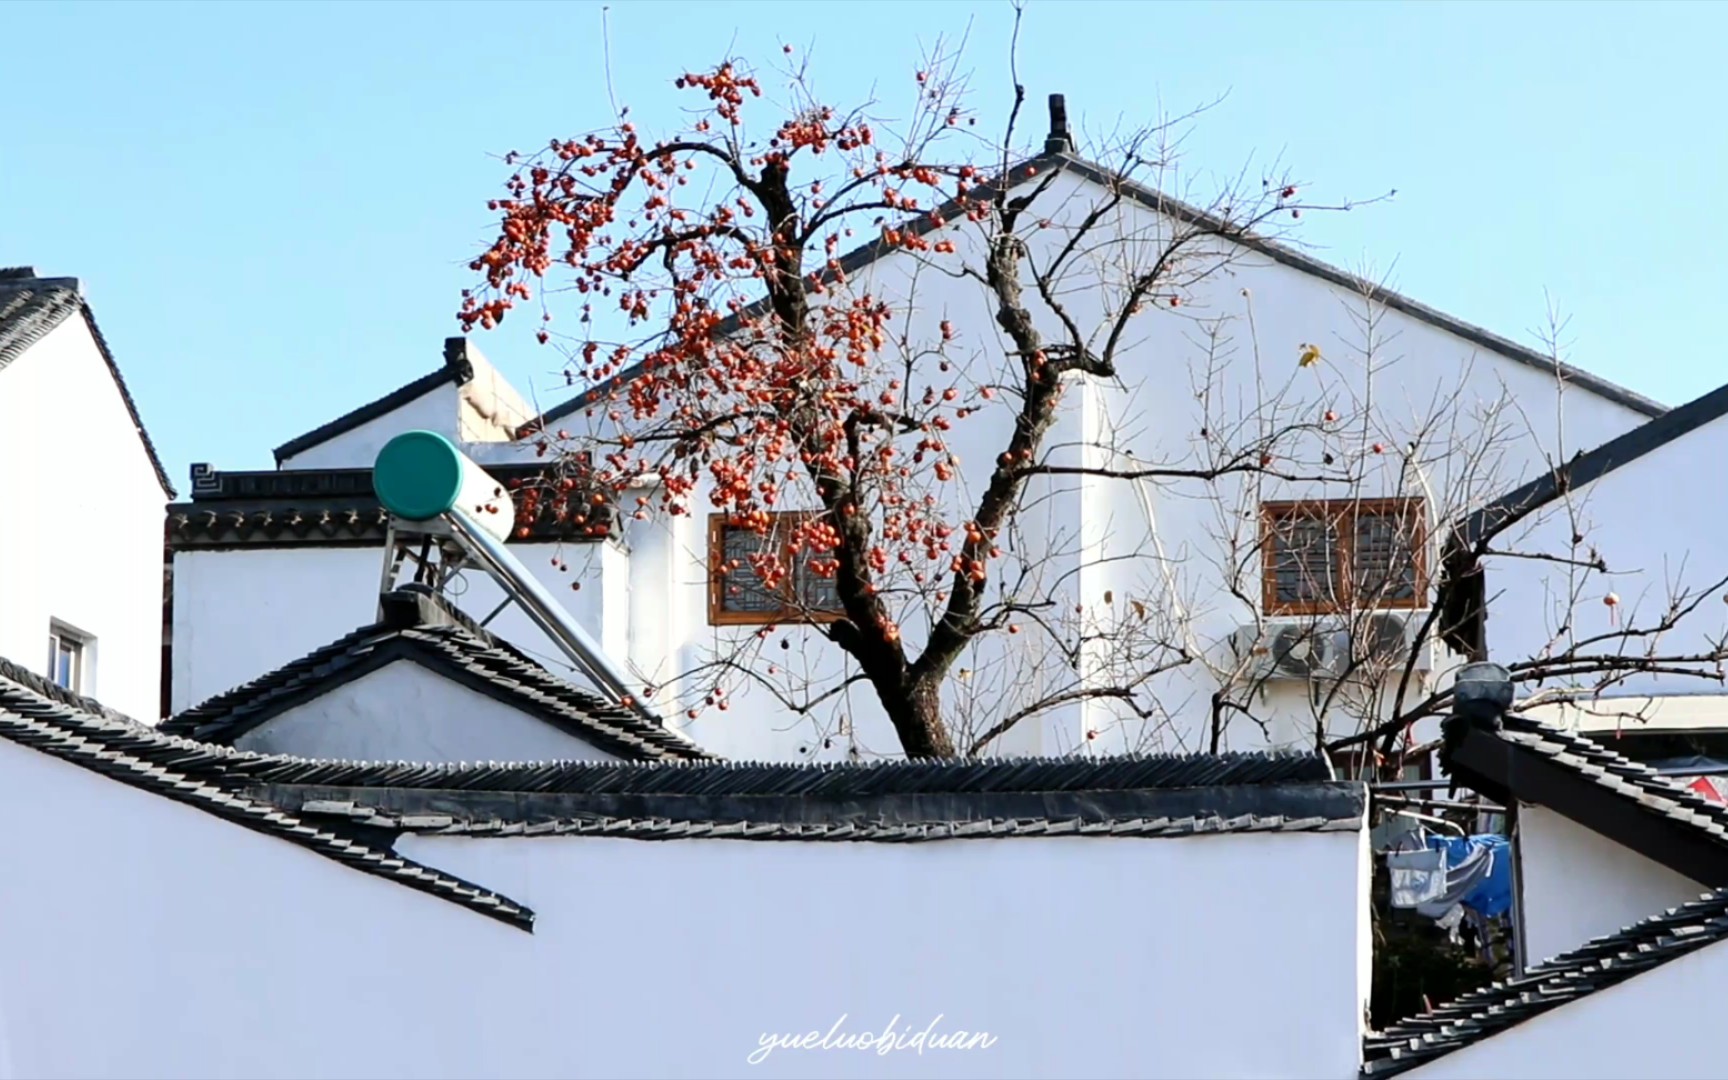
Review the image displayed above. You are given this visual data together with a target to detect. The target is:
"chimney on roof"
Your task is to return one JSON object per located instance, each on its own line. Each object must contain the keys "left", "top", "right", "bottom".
{"left": 1045, "top": 94, "right": 1073, "bottom": 154}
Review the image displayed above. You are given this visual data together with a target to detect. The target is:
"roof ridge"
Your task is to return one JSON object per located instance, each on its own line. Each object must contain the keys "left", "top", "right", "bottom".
{"left": 0, "top": 278, "right": 174, "bottom": 495}
{"left": 1363, "top": 882, "right": 1728, "bottom": 1076}
{"left": 163, "top": 598, "right": 716, "bottom": 762}
{"left": 1500, "top": 711, "right": 1728, "bottom": 832}
{"left": 213, "top": 750, "right": 1346, "bottom": 796}
{"left": 0, "top": 672, "right": 534, "bottom": 931}
{"left": 0, "top": 656, "right": 143, "bottom": 729}
{"left": 521, "top": 149, "right": 1663, "bottom": 435}
{"left": 1463, "top": 378, "right": 1728, "bottom": 546}
{"left": 271, "top": 337, "right": 480, "bottom": 465}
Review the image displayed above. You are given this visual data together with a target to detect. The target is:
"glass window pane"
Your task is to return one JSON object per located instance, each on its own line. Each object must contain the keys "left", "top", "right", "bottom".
{"left": 1271, "top": 512, "right": 1341, "bottom": 606}
{"left": 717, "top": 525, "right": 785, "bottom": 616}
{"left": 797, "top": 551, "right": 841, "bottom": 612}
{"left": 52, "top": 638, "right": 76, "bottom": 689}
{"left": 1355, "top": 509, "right": 1419, "bottom": 602}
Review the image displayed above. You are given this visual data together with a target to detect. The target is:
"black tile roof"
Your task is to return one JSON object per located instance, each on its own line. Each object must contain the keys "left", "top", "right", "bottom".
{"left": 1446, "top": 711, "right": 1728, "bottom": 883}
{"left": 1461, "top": 379, "right": 1728, "bottom": 548}
{"left": 1363, "top": 885, "right": 1728, "bottom": 1077}
{"left": 1496, "top": 711, "right": 1728, "bottom": 838}
{"left": 161, "top": 587, "right": 713, "bottom": 763}
{"left": 0, "top": 657, "right": 534, "bottom": 932}
{"left": 232, "top": 752, "right": 1363, "bottom": 846}
{"left": 167, "top": 461, "right": 615, "bottom": 549}
{"left": 1361, "top": 711, "right": 1728, "bottom": 1075}
{"left": 225, "top": 745, "right": 1340, "bottom": 798}
{"left": 0, "top": 643, "right": 1360, "bottom": 933}
{"left": 523, "top": 138, "right": 1663, "bottom": 435}
{"left": 271, "top": 337, "right": 478, "bottom": 465}
{"left": 292, "top": 801, "right": 1363, "bottom": 843}
{"left": 0, "top": 268, "right": 175, "bottom": 496}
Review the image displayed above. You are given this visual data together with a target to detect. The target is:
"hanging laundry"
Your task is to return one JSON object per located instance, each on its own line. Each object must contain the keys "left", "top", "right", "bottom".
{"left": 1389, "top": 845, "right": 1448, "bottom": 907}
{"left": 1416, "top": 834, "right": 1512, "bottom": 920}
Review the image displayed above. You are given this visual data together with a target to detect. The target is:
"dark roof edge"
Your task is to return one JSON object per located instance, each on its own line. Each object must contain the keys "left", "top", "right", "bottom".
{"left": 203, "top": 747, "right": 1345, "bottom": 798}
{"left": 161, "top": 589, "right": 715, "bottom": 762}
{"left": 79, "top": 303, "right": 176, "bottom": 497}
{"left": 0, "top": 656, "right": 142, "bottom": 728}
{"left": 0, "top": 283, "right": 175, "bottom": 497}
{"left": 1462, "top": 378, "right": 1728, "bottom": 545}
{"left": 522, "top": 150, "right": 1663, "bottom": 433}
{"left": 1051, "top": 155, "right": 1666, "bottom": 421}
{"left": 271, "top": 337, "right": 478, "bottom": 465}
{"left": 0, "top": 665, "right": 534, "bottom": 931}
{"left": 263, "top": 777, "right": 1366, "bottom": 834}
{"left": 521, "top": 155, "right": 1053, "bottom": 433}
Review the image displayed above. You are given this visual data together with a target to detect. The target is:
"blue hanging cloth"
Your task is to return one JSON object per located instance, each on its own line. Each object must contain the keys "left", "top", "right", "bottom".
{"left": 1416, "top": 834, "right": 1512, "bottom": 920}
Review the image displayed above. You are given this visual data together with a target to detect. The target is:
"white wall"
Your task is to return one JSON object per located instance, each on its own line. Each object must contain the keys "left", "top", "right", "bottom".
{"left": 170, "top": 541, "right": 621, "bottom": 714}
{"left": 1403, "top": 926, "right": 1728, "bottom": 1079}
{"left": 1517, "top": 805, "right": 1706, "bottom": 966}
{"left": 540, "top": 167, "right": 1651, "bottom": 763}
{"left": 0, "top": 315, "right": 164, "bottom": 719}
{"left": 274, "top": 383, "right": 460, "bottom": 470}
{"left": 0, "top": 737, "right": 1370, "bottom": 1080}
{"left": 1483, "top": 410, "right": 1728, "bottom": 700}
{"left": 231, "top": 660, "right": 619, "bottom": 763}
{"left": 190, "top": 169, "right": 1670, "bottom": 763}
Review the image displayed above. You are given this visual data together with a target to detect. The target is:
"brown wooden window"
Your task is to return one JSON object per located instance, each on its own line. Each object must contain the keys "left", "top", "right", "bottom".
{"left": 707, "top": 512, "right": 844, "bottom": 626}
{"left": 1260, "top": 498, "right": 1426, "bottom": 615}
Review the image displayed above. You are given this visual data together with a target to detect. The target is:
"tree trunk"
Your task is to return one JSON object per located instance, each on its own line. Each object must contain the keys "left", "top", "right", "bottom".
{"left": 882, "top": 674, "right": 955, "bottom": 759}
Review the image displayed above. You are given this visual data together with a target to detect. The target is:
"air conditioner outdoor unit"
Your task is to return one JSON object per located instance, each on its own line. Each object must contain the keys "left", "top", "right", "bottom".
{"left": 1348, "top": 611, "right": 1434, "bottom": 674}
{"left": 1230, "top": 621, "right": 1348, "bottom": 682}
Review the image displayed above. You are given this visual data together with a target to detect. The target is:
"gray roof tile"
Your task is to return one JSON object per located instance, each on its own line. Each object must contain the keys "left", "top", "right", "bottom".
{"left": 160, "top": 587, "right": 713, "bottom": 763}
{"left": 0, "top": 658, "right": 533, "bottom": 931}
{"left": 1362, "top": 713, "right": 1728, "bottom": 1075}
{"left": 0, "top": 269, "right": 174, "bottom": 496}
{"left": 1363, "top": 885, "right": 1728, "bottom": 1077}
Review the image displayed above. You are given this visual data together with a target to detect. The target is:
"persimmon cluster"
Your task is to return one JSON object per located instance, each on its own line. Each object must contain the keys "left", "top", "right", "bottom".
{"left": 465, "top": 58, "right": 1017, "bottom": 653}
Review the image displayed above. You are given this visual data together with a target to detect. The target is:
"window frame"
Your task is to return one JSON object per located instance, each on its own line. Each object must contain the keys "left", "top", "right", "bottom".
{"left": 47, "top": 621, "right": 91, "bottom": 694}
{"left": 1259, "top": 497, "right": 1428, "bottom": 616}
{"left": 706, "top": 511, "right": 846, "bottom": 627}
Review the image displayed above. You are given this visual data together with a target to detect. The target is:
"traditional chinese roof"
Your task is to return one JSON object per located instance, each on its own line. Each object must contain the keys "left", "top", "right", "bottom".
{"left": 1, "top": 645, "right": 1362, "bottom": 938}
{"left": 1363, "top": 884, "right": 1728, "bottom": 1077}
{"left": 161, "top": 587, "right": 713, "bottom": 763}
{"left": 166, "top": 460, "right": 614, "bottom": 549}
{"left": 220, "top": 748, "right": 1364, "bottom": 851}
{"left": 0, "top": 267, "right": 174, "bottom": 495}
{"left": 272, "top": 337, "right": 474, "bottom": 465}
{"left": 1461, "top": 379, "right": 1728, "bottom": 547}
{"left": 1361, "top": 710, "right": 1728, "bottom": 1075}
{"left": 0, "top": 657, "right": 532, "bottom": 931}
{"left": 523, "top": 99, "right": 1664, "bottom": 435}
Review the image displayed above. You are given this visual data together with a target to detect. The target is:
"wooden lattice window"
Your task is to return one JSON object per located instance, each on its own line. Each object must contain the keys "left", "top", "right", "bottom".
{"left": 707, "top": 512, "right": 844, "bottom": 626}
{"left": 1260, "top": 498, "right": 1426, "bottom": 615}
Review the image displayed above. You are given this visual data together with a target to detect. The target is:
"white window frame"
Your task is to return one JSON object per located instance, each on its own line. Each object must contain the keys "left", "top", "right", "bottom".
{"left": 47, "top": 621, "right": 92, "bottom": 694}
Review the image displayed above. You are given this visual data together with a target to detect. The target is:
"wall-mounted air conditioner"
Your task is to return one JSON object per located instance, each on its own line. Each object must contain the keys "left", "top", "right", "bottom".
{"left": 1346, "top": 611, "right": 1434, "bottom": 674}
{"left": 1230, "top": 621, "right": 1348, "bottom": 682}
{"left": 1230, "top": 611, "right": 1436, "bottom": 683}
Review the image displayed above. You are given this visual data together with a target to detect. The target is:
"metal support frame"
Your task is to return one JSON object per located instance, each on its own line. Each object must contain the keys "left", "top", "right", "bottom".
{"left": 376, "top": 510, "right": 664, "bottom": 728}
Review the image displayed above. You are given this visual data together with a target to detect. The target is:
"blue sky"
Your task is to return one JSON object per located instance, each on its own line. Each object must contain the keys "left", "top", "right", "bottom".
{"left": 4, "top": 0, "right": 1722, "bottom": 490}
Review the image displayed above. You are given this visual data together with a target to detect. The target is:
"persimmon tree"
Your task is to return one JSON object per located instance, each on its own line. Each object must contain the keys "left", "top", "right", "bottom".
{"left": 459, "top": 26, "right": 1728, "bottom": 763}
{"left": 457, "top": 25, "right": 1375, "bottom": 758}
